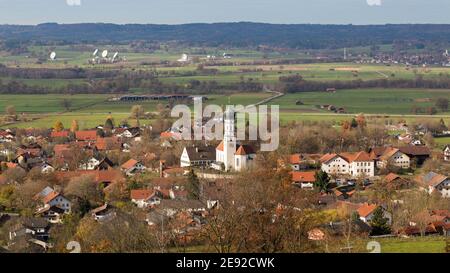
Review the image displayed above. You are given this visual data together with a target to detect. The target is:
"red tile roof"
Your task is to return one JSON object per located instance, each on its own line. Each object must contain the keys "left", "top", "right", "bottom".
{"left": 235, "top": 145, "right": 255, "bottom": 156}
{"left": 42, "top": 191, "right": 60, "bottom": 204}
{"left": 51, "top": 131, "right": 70, "bottom": 138}
{"left": 291, "top": 171, "right": 316, "bottom": 183}
{"left": 384, "top": 173, "right": 401, "bottom": 183}
{"left": 341, "top": 151, "right": 372, "bottom": 162}
{"left": 130, "top": 189, "right": 154, "bottom": 200}
{"left": 75, "top": 130, "right": 97, "bottom": 141}
{"left": 357, "top": 203, "right": 379, "bottom": 218}
{"left": 121, "top": 159, "right": 139, "bottom": 170}
{"left": 319, "top": 153, "right": 339, "bottom": 163}
{"left": 216, "top": 141, "right": 224, "bottom": 152}
{"left": 96, "top": 137, "right": 121, "bottom": 151}
{"left": 289, "top": 154, "right": 303, "bottom": 164}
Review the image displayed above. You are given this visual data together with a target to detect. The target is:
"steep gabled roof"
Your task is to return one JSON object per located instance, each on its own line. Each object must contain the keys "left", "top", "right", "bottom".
{"left": 357, "top": 203, "right": 379, "bottom": 218}
{"left": 121, "top": 159, "right": 139, "bottom": 170}
{"left": 384, "top": 173, "right": 401, "bottom": 183}
{"left": 235, "top": 145, "right": 255, "bottom": 156}
{"left": 319, "top": 153, "right": 340, "bottom": 164}
{"left": 399, "top": 145, "right": 431, "bottom": 156}
{"left": 341, "top": 151, "right": 371, "bottom": 162}
{"left": 216, "top": 141, "right": 224, "bottom": 152}
{"left": 130, "top": 189, "right": 154, "bottom": 200}
{"left": 291, "top": 171, "right": 316, "bottom": 183}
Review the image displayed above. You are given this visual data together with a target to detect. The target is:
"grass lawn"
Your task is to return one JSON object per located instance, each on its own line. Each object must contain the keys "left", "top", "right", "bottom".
{"left": 372, "top": 237, "right": 447, "bottom": 253}
{"left": 435, "top": 137, "right": 450, "bottom": 148}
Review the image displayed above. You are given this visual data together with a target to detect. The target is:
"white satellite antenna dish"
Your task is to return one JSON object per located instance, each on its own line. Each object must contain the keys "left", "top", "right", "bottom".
{"left": 93, "top": 49, "right": 99, "bottom": 56}
{"left": 102, "top": 50, "right": 108, "bottom": 58}
{"left": 113, "top": 52, "right": 119, "bottom": 60}
{"left": 50, "top": 52, "right": 56, "bottom": 60}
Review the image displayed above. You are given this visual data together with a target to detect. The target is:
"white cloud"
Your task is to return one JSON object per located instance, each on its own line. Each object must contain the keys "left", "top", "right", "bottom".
{"left": 66, "top": 0, "right": 81, "bottom": 6}
{"left": 366, "top": 0, "right": 382, "bottom": 6}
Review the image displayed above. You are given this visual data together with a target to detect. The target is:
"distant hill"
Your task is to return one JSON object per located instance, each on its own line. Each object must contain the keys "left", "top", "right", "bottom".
{"left": 1, "top": 23, "right": 450, "bottom": 49}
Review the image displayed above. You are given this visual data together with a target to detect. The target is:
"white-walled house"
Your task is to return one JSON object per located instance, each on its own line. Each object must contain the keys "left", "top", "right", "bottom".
{"left": 320, "top": 152, "right": 375, "bottom": 178}
{"left": 371, "top": 147, "right": 410, "bottom": 169}
{"left": 34, "top": 186, "right": 71, "bottom": 213}
{"left": 131, "top": 189, "right": 162, "bottom": 208}
{"left": 415, "top": 172, "right": 450, "bottom": 198}
{"left": 444, "top": 145, "right": 450, "bottom": 162}
{"left": 357, "top": 203, "right": 392, "bottom": 225}
{"left": 121, "top": 159, "right": 146, "bottom": 176}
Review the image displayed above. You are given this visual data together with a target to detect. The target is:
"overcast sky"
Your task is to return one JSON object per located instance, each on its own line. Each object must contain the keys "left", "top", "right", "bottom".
{"left": 0, "top": 0, "right": 448, "bottom": 25}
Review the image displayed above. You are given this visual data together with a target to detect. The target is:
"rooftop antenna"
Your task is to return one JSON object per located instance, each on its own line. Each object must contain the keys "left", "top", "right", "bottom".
{"left": 49, "top": 51, "right": 56, "bottom": 61}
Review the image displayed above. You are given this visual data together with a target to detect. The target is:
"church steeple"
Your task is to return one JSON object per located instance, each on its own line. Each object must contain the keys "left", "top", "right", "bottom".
{"left": 223, "top": 107, "right": 236, "bottom": 171}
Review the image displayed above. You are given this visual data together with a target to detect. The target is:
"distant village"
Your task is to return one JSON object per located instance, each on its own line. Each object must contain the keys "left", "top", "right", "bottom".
{"left": 0, "top": 106, "right": 449, "bottom": 253}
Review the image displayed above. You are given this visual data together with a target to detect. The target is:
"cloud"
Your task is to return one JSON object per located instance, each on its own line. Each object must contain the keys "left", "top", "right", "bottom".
{"left": 66, "top": 0, "right": 81, "bottom": 6}
{"left": 366, "top": 0, "right": 382, "bottom": 6}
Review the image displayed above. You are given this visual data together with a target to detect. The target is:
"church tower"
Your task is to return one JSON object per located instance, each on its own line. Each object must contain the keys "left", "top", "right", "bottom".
{"left": 223, "top": 107, "right": 236, "bottom": 171}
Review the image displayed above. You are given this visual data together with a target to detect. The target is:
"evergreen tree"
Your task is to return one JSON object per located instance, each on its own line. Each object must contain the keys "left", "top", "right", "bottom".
{"left": 314, "top": 170, "right": 330, "bottom": 193}
{"left": 369, "top": 207, "right": 391, "bottom": 236}
{"left": 105, "top": 117, "right": 115, "bottom": 130}
{"left": 350, "top": 118, "right": 358, "bottom": 128}
{"left": 187, "top": 169, "right": 201, "bottom": 200}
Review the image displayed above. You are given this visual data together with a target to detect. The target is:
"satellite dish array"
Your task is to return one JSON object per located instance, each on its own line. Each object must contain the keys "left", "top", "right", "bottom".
{"left": 49, "top": 51, "right": 57, "bottom": 61}
{"left": 90, "top": 48, "right": 121, "bottom": 64}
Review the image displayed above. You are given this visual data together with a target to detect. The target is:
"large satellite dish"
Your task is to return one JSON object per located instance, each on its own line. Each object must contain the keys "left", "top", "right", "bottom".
{"left": 50, "top": 52, "right": 57, "bottom": 60}
{"left": 102, "top": 50, "right": 109, "bottom": 58}
{"left": 93, "top": 49, "right": 99, "bottom": 57}
{"left": 112, "top": 52, "right": 119, "bottom": 60}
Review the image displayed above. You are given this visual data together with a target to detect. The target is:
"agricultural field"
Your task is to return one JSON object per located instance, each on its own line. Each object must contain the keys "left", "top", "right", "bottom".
{"left": 270, "top": 88, "right": 450, "bottom": 115}
{"left": 0, "top": 94, "right": 110, "bottom": 113}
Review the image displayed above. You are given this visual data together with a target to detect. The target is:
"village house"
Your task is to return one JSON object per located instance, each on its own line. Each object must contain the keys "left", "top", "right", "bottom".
{"left": 75, "top": 130, "right": 98, "bottom": 142}
{"left": 320, "top": 151, "right": 375, "bottom": 178}
{"left": 357, "top": 203, "right": 392, "bottom": 225}
{"left": 91, "top": 203, "right": 116, "bottom": 222}
{"left": 444, "top": 145, "right": 450, "bottom": 162}
{"left": 79, "top": 155, "right": 114, "bottom": 171}
{"left": 0, "top": 129, "right": 15, "bottom": 143}
{"left": 157, "top": 199, "right": 206, "bottom": 217}
{"left": 34, "top": 186, "right": 72, "bottom": 213}
{"left": 130, "top": 189, "right": 162, "bottom": 208}
{"left": 9, "top": 217, "right": 51, "bottom": 250}
{"left": 415, "top": 172, "right": 450, "bottom": 198}
{"left": 180, "top": 145, "right": 216, "bottom": 168}
{"left": 35, "top": 205, "right": 66, "bottom": 224}
{"left": 114, "top": 127, "right": 141, "bottom": 141}
{"left": 50, "top": 130, "right": 70, "bottom": 139}
{"left": 291, "top": 171, "right": 316, "bottom": 189}
{"left": 289, "top": 154, "right": 321, "bottom": 171}
{"left": 121, "top": 159, "right": 146, "bottom": 176}
{"left": 398, "top": 145, "right": 431, "bottom": 166}
{"left": 383, "top": 173, "right": 412, "bottom": 189}
{"left": 370, "top": 147, "right": 410, "bottom": 169}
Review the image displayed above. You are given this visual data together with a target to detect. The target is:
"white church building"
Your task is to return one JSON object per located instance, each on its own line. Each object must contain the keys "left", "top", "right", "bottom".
{"left": 213, "top": 109, "right": 256, "bottom": 172}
